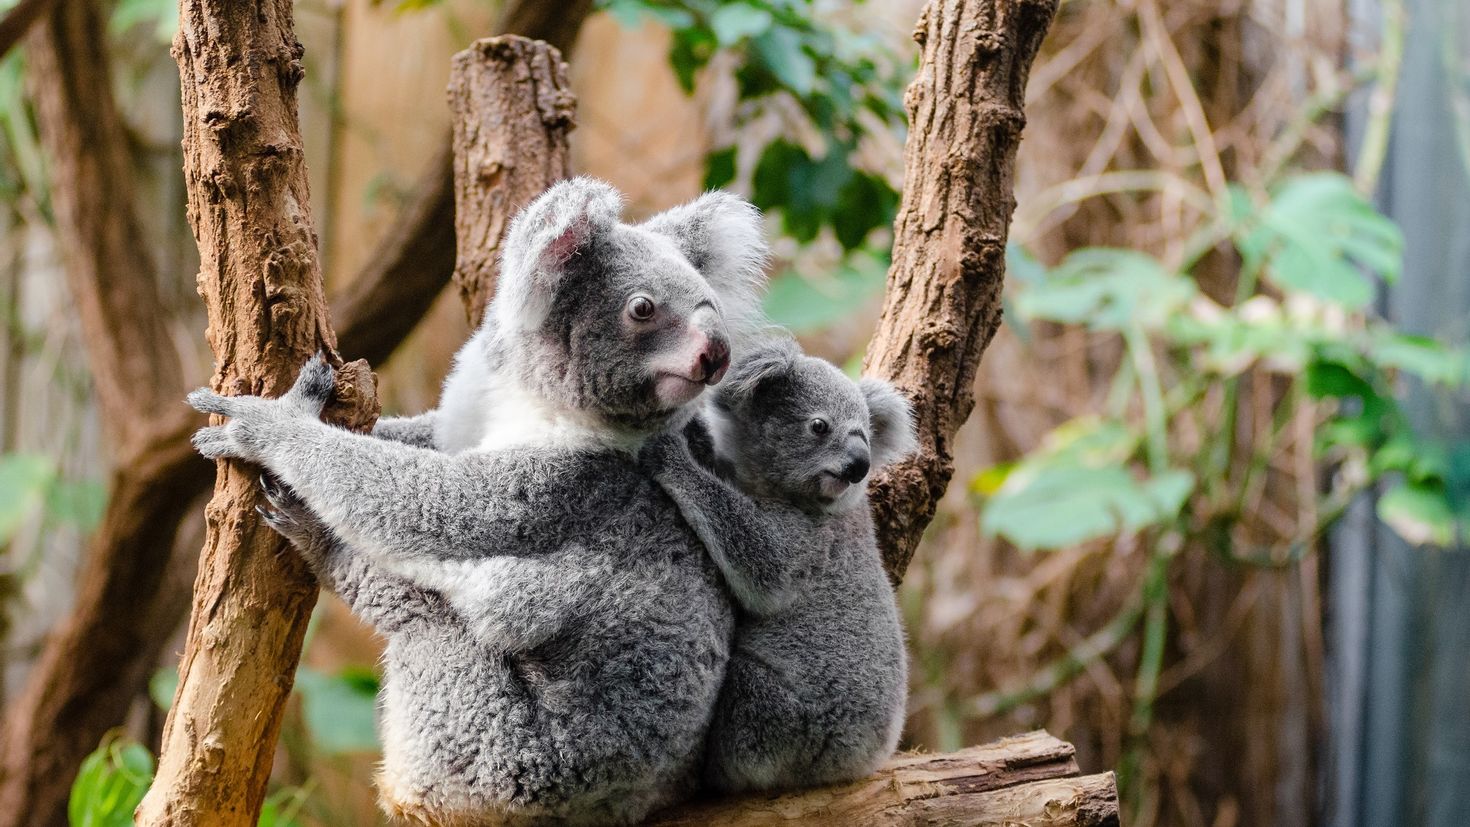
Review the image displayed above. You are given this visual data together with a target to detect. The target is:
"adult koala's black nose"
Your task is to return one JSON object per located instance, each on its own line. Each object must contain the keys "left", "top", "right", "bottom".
{"left": 839, "top": 454, "right": 871, "bottom": 484}
{"left": 698, "top": 339, "right": 731, "bottom": 384}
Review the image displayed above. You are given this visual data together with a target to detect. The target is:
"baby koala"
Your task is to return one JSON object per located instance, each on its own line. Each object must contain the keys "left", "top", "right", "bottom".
{"left": 643, "top": 339, "right": 917, "bottom": 792}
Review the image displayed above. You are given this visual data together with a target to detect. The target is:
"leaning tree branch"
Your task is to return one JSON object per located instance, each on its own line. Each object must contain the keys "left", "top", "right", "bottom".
{"left": 134, "top": 0, "right": 382, "bottom": 821}
{"left": 864, "top": 0, "right": 1060, "bottom": 582}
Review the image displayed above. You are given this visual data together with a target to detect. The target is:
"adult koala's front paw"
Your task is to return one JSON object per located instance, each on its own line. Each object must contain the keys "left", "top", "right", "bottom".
{"left": 188, "top": 356, "right": 336, "bottom": 462}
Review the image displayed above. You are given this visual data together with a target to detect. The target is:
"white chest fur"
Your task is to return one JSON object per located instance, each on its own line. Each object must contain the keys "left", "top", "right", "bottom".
{"left": 433, "top": 331, "right": 645, "bottom": 455}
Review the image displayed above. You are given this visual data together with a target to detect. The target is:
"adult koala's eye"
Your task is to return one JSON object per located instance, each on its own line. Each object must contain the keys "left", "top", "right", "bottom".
{"left": 809, "top": 418, "right": 831, "bottom": 436}
{"left": 626, "top": 295, "right": 657, "bottom": 321}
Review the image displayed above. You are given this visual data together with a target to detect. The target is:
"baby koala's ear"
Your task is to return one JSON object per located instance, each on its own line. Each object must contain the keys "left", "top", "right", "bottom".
{"left": 495, "top": 177, "right": 623, "bottom": 331}
{"left": 859, "top": 377, "right": 918, "bottom": 469}
{"left": 640, "top": 191, "right": 770, "bottom": 335}
{"left": 719, "top": 338, "right": 798, "bottom": 403}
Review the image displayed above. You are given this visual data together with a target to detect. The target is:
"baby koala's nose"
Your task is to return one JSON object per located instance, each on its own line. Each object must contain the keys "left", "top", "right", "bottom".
{"left": 698, "top": 338, "right": 731, "bottom": 384}
{"left": 839, "top": 454, "right": 871, "bottom": 484}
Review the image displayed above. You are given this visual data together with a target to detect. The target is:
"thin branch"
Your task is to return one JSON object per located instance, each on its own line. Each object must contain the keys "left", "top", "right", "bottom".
{"left": 0, "top": 0, "right": 55, "bottom": 60}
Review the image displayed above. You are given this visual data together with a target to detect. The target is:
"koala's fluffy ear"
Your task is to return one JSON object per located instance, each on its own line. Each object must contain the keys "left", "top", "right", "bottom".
{"left": 495, "top": 177, "right": 623, "bottom": 331}
{"left": 860, "top": 377, "right": 918, "bottom": 469}
{"left": 640, "top": 191, "right": 770, "bottom": 339}
{"left": 723, "top": 338, "right": 798, "bottom": 397}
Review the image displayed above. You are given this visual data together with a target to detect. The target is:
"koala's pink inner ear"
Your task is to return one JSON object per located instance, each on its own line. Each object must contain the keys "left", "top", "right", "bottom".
{"left": 541, "top": 216, "right": 590, "bottom": 269}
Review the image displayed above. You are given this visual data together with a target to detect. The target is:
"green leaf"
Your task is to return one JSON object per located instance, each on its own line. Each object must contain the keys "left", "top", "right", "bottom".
{"left": 1245, "top": 172, "right": 1404, "bottom": 308}
{"left": 1378, "top": 479, "right": 1459, "bottom": 547}
{"left": 69, "top": 737, "right": 154, "bottom": 827}
{"left": 751, "top": 28, "right": 816, "bottom": 97}
{"left": 832, "top": 171, "right": 898, "bottom": 250}
{"left": 1369, "top": 332, "right": 1469, "bottom": 387}
{"left": 980, "top": 464, "right": 1195, "bottom": 551}
{"left": 0, "top": 453, "right": 54, "bottom": 543}
{"left": 703, "top": 145, "right": 738, "bottom": 190}
{"left": 975, "top": 418, "right": 1193, "bottom": 551}
{"left": 710, "top": 3, "right": 773, "bottom": 45}
{"left": 149, "top": 667, "right": 179, "bottom": 711}
{"left": 294, "top": 667, "right": 381, "bottom": 754}
{"left": 1014, "top": 248, "right": 1195, "bottom": 331}
{"left": 47, "top": 478, "right": 107, "bottom": 530}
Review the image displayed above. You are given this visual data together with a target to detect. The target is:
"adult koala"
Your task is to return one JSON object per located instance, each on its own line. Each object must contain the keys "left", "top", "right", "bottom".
{"left": 187, "top": 178, "right": 767, "bottom": 826}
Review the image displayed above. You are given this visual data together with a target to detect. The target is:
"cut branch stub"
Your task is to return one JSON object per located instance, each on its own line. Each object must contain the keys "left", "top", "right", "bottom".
{"left": 862, "top": 0, "right": 1060, "bottom": 583}
{"left": 135, "top": 0, "right": 379, "bottom": 824}
{"left": 448, "top": 35, "right": 576, "bottom": 327}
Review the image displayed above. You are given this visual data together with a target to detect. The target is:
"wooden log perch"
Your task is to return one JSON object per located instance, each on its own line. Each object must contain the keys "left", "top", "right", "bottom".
{"left": 649, "top": 731, "right": 1118, "bottom": 826}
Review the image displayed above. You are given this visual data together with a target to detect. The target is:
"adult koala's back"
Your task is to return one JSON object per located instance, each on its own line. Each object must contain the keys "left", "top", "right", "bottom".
{"left": 359, "top": 179, "right": 767, "bottom": 825}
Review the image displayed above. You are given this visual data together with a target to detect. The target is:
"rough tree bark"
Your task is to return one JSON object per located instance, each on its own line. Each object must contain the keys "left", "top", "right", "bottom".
{"left": 0, "top": 3, "right": 594, "bottom": 822}
{"left": 331, "top": 0, "right": 591, "bottom": 364}
{"left": 133, "top": 0, "right": 382, "bottom": 822}
{"left": 448, "top": 37, "right": 575, "bottom": 325}
{"left": 649, "top": 731, "right": 1117, "bottom": 827}
{"left": 0, "top": 2, "right": 212, "bottom": 824}
{"left": 864, "top": 0, "right": 1060, "bottom": 583}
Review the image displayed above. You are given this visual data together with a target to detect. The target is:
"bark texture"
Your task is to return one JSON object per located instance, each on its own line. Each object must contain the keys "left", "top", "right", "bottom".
{"left": 864, "top": 0, "right": 1060, "bottom": 582}
{"left": 0, "top": 3, "right": 209, "bottom": 824}
{"left": 448, "top": 36, "right": 575, "bottom": 326}
{"left": 649, "top": 731, "right": 1118, "bottom": 827}
{"left": 331, "top": 0, "right": 591, "bottom": 363}
{"left": 134, "top": 0, "right": 380, "bottom": 823}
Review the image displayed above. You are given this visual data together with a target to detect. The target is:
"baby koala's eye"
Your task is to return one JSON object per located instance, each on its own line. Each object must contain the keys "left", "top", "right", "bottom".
{"left": 809, "top": 418, "right": 831, "bottom": 436}
{"left": 626, "top": 295, "right": 656, "bottom": 321}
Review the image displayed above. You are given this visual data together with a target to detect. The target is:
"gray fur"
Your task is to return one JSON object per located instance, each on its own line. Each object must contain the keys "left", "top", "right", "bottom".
{"left": 643, "top": 340, "right": 916, "bottom": 792}
{"left": 188, "top": 179, "right": 773, "bottom": 826}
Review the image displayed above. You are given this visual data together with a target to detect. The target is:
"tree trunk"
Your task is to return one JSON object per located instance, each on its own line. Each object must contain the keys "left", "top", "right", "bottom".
{"left": 0, "top": 2, "right": 208, "bottom": 824}
{"left": 864, "top": 0, "right": 1059, "bottom": 583}
{"left": 0, "top": 5, "right": 595, "bottom": 821}
{"left": 448, "top": 36, "right": 575, "bottom": 326}
{"left": 133, "top": 0, "right": 381, "bottom": 822}
{"left": 649, "top": 731, "right": 1118, "bottom": 827}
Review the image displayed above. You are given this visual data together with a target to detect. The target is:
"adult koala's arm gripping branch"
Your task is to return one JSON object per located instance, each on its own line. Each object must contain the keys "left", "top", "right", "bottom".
{"left": 188, "top": 358, "right": 558, "bottom": 566}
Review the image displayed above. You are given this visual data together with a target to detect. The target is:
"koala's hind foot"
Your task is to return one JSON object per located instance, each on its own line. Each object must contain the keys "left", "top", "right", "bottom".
{"left": 256, "top": 473, "right": 337, "bottom": 572}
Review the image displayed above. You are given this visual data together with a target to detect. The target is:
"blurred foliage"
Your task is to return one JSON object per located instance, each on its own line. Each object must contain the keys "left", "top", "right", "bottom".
{"left": 980, "top": 171, "right": 1468, "bottom": 555}
{"left": 69, "top": 734, "right": 309, "bottom": 827}
{"left": 600, "top": 0, "right": 906, "bottom": 251}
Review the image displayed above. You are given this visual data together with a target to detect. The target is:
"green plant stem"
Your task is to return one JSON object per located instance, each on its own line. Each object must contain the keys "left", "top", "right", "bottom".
{"left": 1353, "top": 0, "right": 1405, "bottom": 194}
{"left": 1125, "top": 324, "right": 1169, "bottom": 474}
{"left": 1120, "top": 545, "right": 1172, "bottom": 811}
